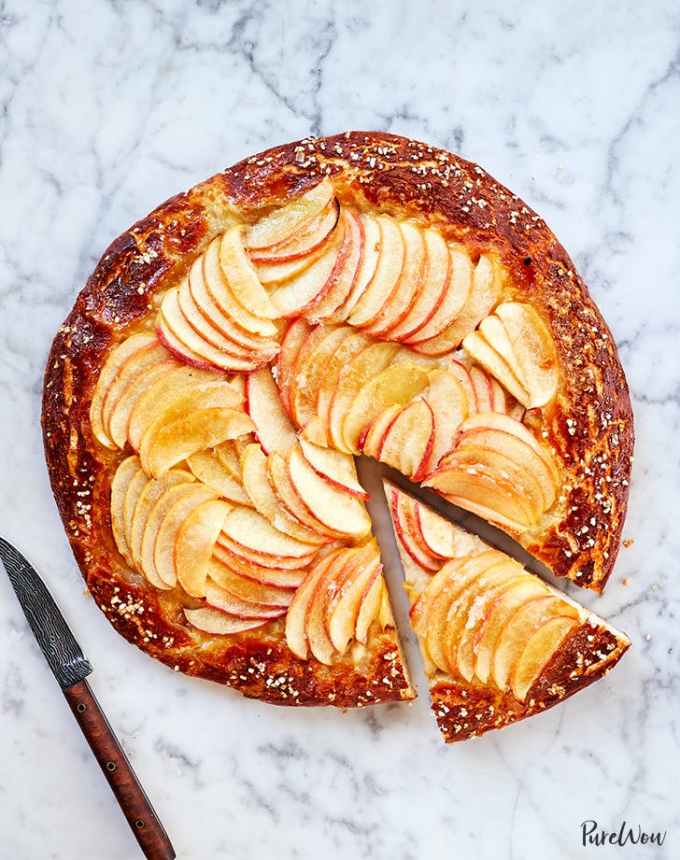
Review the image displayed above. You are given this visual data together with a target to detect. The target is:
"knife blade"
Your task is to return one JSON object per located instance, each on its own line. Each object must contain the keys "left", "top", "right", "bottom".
{"left": 0, "top": 536, "right": 175, "bottom": 860}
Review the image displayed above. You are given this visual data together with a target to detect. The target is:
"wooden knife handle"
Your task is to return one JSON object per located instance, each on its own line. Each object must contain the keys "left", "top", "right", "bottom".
{"left": 63, "top": 679, "right": 175, "bottom": 860}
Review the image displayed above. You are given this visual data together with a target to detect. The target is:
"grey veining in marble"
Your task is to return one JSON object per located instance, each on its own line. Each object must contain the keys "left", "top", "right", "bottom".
{"left": 1, "top": 2, "right": 679, "bottom": 858}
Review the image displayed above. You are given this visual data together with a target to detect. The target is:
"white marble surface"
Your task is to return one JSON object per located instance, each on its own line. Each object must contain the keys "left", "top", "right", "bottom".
{"left": 1, "top": 2, "right": 678, "bottom": 858}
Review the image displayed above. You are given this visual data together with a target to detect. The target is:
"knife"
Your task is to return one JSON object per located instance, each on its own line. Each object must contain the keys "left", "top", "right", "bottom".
{"left": 0, "top": 536, "right": 176, "bottom": 860}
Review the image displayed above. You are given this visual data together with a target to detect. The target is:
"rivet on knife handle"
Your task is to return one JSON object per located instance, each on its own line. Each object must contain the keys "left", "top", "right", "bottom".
{"left": 63, "top": 678, "right": 175, "bottom": 860}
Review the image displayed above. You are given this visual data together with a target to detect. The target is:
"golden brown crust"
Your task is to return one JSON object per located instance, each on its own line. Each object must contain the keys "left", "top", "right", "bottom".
{"left": 431, "top": 621, "right": 629, "bottom": 742}
{"left": 43, "top": 131, "right": 631, "bottom": 702}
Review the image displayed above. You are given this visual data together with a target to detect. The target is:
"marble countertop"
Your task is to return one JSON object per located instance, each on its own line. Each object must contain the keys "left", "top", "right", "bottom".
{"left": 1, "top": 2, "right": 678, "bottom": 858}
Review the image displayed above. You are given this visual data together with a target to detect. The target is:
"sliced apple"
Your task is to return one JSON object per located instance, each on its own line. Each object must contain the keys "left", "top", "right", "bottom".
{"left": 129, "top": 469, "right": 195, "bottom": 578}
{"left": 469, "top": 364, "right": 493, "bottom": 412}
{"left": 249, "top": 200, "right": 339, "bottom": 263}
{"left": 306, "top": 208, "right": 364, "bottom": 321}
{"left": 412, "top": 253, "right": 500, "bottom": 354}
{"left": 511, "top": 616, "right": 577, "bottom": 701}
{"left": 143, "top": 407, "right": 254, "bottom": 478}
{"left": 245, "top": 366, "right": 296, "bottom": 455}
{"left": 177, "top": 277, "right": 259, "bottom": 360}
{"left": 342, "top": 363, "right": 430, "bottom": 454}
{"left": 328, "top": 557, "right": 382, "bottom": 654}
{"left": 101, "top": 341, "right": 169, "bottom": 436}
{"left": 479, "top": 315, "right": 523, "bottom": 380}
{"left": 207, "top": 559, "right": 294, "bottom": 607}
{"left": 175, "top": 499, "right": 231, "bottom": 597}
{"left": 221, "top": 505, "right": 317, "bottom": 560}
{"left": 490, "top": 378, "right": 507, "bottom": 413}
{"left": 405, "top": 246, "right": 472, "bottom": 344}
{"left": 463, "top": 331, "right": 530, "bottom": 406}
{"left": 204, "top": 579, "right": 287, "bottom": 620}
{"left": 421, "top": 367, "right": 469, "bottom": 474}
{"left": 303, "top": 330, "right": 372, "bottom": 447}
{"left": 153, "top": 484, "right": 220, "bottom": 587}
{"left": 110, "top": 456, "right": 143, "bottom": 565}
{"left": 186, "top": 450, "right": 252, "bottom": 506}
{"left": 202, "top": 237, "right": 278, "bottom": 338}
{"left": 495, "top": 302, "right": 559, "bottom": 407}
{"left": 359, "top": 404, "right": 401, "bottom": 459}
{"left": 348, "top": 215, "right": 404, "bottom": 327}
{"left": 255, "top": 247, "right": 326, "bottom": 287}
{"left": 287, "top": 444, "right": 371, "bottom": 537}
{"left": 185, "top": 607, "right": 269, "bottom": 634}
{"left": 240, "top": 443, "right": 327, "bottom": 544}
{"left": 219, "top": 226, "right": 278, "bottom": 319}
{"left": 89, "top": 333, "right": 159, "bottom": 449}
{"left": 326, "top": 212, "right": 380, "bottom": 322}
{"left": 389, "top": 489, "right": 439, "bottom": 572}
{"left": 212, "top": 543, "right": 306, "bottom": 589}
{"left": 362, "top": 221, "right": 425, "bottom": 336}
{"left": 415, "top": 501, "right": 458, "bottom": 559}
{"left": 275, "top": 318, "right": 311, "bottom": 416}
{"left": 291, "top": 326, "right": 352, "bottom": 429}
{"left": 246, "top": 178, "right": 335, "bottom": 250}
{"left": 122, "top": 467, "right": 150, "bottom": 550}
{"left": 355, "top": 574, "right": 384, "bottom": 644}
{"left": 286, "top": 550, "right": 344, "bottom": 658}
{"left": 269, "top": 229, "right": 344, "bottom": 318}
{"left": 379, "top": 398, "right": 435, "bottom": 481}
{"left": 493, "top": 596, "right": 574, "bottom": 691}
{"left": 267, "top": 451, "right": 347, "bottom": 539}
{"left": 108, "top": 360, "right": 177, "bottom": 450}
{"left": 305, "top": 553, "right": 345, "bottom": 664}
{"left": 298, "top": 438, "right": 367, "bottom": 499}
{"left": 327, "top": 341, "right": 400, "bottom": 452}
{"left": 389, "top": 228, "right": 450, "bottom": 341}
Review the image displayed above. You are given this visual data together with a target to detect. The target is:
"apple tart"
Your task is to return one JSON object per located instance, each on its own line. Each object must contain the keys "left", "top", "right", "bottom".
{"left": 384, "top": 482, "right": 630, "bottom": 741}
{"left": 42, "top": 131, "right": 632, "bottom": 725}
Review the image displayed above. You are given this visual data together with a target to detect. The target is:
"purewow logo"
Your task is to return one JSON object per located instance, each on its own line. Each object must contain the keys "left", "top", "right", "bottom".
{"left": 581, "top": 820, "right": 667, "bottom": 848}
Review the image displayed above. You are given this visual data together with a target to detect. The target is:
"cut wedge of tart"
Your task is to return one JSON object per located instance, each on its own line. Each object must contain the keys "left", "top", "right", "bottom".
{"left": 384, "top": 481, "right": 630, "bottom": 742}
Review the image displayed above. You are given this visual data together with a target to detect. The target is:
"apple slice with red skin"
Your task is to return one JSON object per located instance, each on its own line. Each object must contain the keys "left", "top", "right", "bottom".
{"left": 207, "top": 559, "right": 295, "bottom": 607}
{"left": 186, "top": 450, "right": 252, "bottom": 506}
{"left": 269, "top": 226, "right": 346, "bottom": 318}
{"left": 90, "top": 333, "right": 159, "bottom": 449}
{"left": 354, "top": 574, "right": 384, "bottom": 644}
{"left": 404, "top": 246, "right": 472, "bottom": 345}
{"left": 420, "top": 367, "right": 469, "bottom": 475}
{"left": 291, "top": 326, "right": 353, "bottom": 429}
{"left": 129, "top": 470, "right": 195, "bottom": 579}
{"left": 328, "top": 556, "right": 382, "bottom": 654}
{"left": 221, "top": 505, "right": 317, "bottom": 559}
{"left": 108, "top": 360, "right": 177, "bottom": 450}
{"left": 378, "top": 398, "right": 435, "bottom": 482}
{"left": 325, "top": 212, "right": 380, "bottom": 322}
{"left": 110, "top": 456, "right": 144, "bottom": 566}
{"left": 463, "top": 331, "right": 530, "bottom": 406}
{"left": 306, "top": 208, "right": 364, "bottom": 322}
{"left": 246, "top": 366, "right": 297, "bottom": 455}
{"left": 328, "top": 341, "right": 400, "bottom": 452}
{"left": 389, "top": 488, "right": 440, "bottom": 572}
{"left": 414, "top": 500, "right": 458, "bottom": 559}
{"left": 216, "top": 531, "right": 314, "bottom": 570}
{"left": 275, "top": 318, "right": 311, "bottom": 417}
{"left": 490, "top": 378, "right": 507, "bottom": 413}
{"left": 101, "top": 341, "right": 169, "bottom": 438}
{"left": 212, "top": 542, "right": 305, "bottom": 589}
{"left": 287, "top": 444, "right": 371, "bottom": 537}
{"left": 287, "top": 323, "right": 334, "bottom": 425}
{"left": 342, "top": 363, "right": 430, "bottom": 454}
{"left": 205, "top": 579, "right": 288, "bottom": 620}
{"left": 240, "top": 443, "right": 328, "bottom": 545}
{"left": 495, "top": 302, "right": 559, "bottom": 408}
{"left": 305, "top": 552, "right": 346, "bottom": 664}
{"left": 302, "top": 330, "right": 372, "bottom": 447}
{"left": 389, "top": 228, "right": 450, "bottom": 341}
{"left": 267, "top": 451, "right": 348, "bottom": 540}
{"left": 286, "top": 550, "right": 345, "bottom": 659}
{"left": 469, "top": 365, "right": 493, "bottom": 412}
{"left": 412, "top": 254, "right": 501, "bottom": 355}
{"left": 298, "top": 438, "right": 367, "bottom": 499}
{"left": 473, "top": 577, "right": 550, "bottom": 684}
{"left": 511, "top": 616, "right": 578, "bottom": 701}
{"left": 175, "top": 499, "right": 231, "bottom": 597}
{"left": 359, "top": 404, "right": 401, "bottom": 458}
{"left": 348, "top": 216, "right": 404, "bottom": 327}
{"left": 143, "top": 407, "right": 254, "bottom": 478}
{"left": 249, "top": 200, "right": 339, "bottom": 263}
{"left": 246, "top": 178, "right": 335, "bottom": 250}
{"left": 185, "top": 607, "right": 269, "bottom": 634}
{"left": 255, "top": 247, "right": 326, "bottom": 286}
{"left": 362, "top": 221, "right": 426, "bottom": 337}
{"left": 153, "top": 484, "right": 221, "bottom": 587}
{"left": 493, "top": 596, "right": 578, "bottom": 691}
{"left": 323, "top": 542, "right": 380, "bottom": 629}
{"left": 202, "top": 237, "right": 278, "bottom": 338}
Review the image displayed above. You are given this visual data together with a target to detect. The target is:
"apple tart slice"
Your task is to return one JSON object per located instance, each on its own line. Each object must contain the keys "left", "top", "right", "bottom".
{"left": 384, "top": 482, "right": 629, "bottom": 742}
